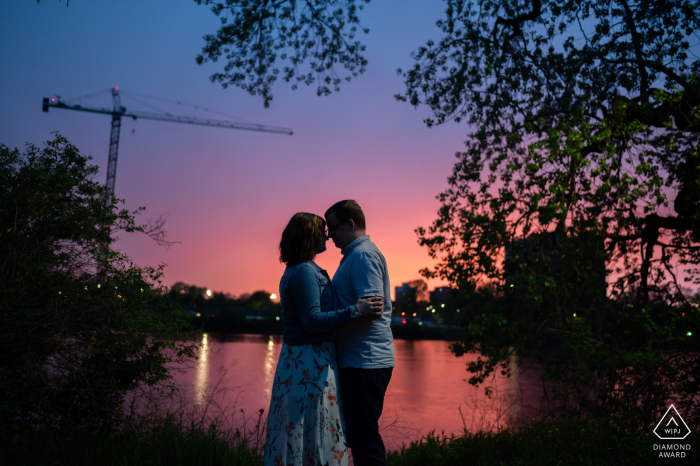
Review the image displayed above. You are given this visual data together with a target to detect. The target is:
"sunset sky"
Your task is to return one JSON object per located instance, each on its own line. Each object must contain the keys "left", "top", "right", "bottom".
{"left": 1, "top": 0, "right": 472, "bottom": 299}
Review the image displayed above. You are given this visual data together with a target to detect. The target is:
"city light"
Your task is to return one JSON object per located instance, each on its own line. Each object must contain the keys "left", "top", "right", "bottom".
{"left": 688, "top": 332, "right": 693, "bottom": 337}
{"left": 441, "top": 304, "right": 445, "bottom": 308}
{"left": 270, "top": 293, "right": 277, "bottom": 299}
{"left": 401, "top": 312, "right": 405, "bottom": 316}
{"left": 413, "top": 313, "right": 417, "bottom": 317}
{"left": 276, "top": 316, "right": 280, "bottom": 321}
{"left": 432, "top": 309, "right": 436, "bottom": 313}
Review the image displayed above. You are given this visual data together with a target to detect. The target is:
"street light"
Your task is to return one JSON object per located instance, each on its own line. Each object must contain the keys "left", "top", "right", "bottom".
{"left": 270, "top": 293, "right": 277, "bottom": 299}
{"left": 206, "top": 289, "right": 212, "bottom": 297}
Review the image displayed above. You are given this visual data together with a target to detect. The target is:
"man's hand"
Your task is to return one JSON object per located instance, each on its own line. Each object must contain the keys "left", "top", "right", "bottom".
{"left": 356, "top": 296, "right": 383, "bottom": 317}
{"left": 343, "top": 296, "right": 384, "bottom": 330}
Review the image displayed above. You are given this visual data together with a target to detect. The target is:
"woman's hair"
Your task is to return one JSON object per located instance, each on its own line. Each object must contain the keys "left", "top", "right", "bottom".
{"left": 279, "top": 212, "right": 326, "bottom": 265}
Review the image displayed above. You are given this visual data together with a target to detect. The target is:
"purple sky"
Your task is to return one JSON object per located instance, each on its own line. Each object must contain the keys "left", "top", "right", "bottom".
{"left": 1, "top": 0, "right": 474, "bottom": 299}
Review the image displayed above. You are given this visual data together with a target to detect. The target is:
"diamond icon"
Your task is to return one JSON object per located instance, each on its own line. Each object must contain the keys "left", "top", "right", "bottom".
{"left": 653, "top": 405, "right": 691, "bottom": 440}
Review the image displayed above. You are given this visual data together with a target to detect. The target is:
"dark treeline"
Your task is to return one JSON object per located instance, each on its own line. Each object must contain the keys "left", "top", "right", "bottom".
{"left": 169, "top": 284, "right": 283, "bottom": 334}
{"left": 169, "top": 280, "right": 466, "bottom": 339}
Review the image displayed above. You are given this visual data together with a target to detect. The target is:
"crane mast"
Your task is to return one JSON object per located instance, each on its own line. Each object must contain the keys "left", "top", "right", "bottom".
{"left": 107, "top": 87, "right": 123, "bottom": 195}
{"left": 42, "top": 87, "right": 293, "bottom": 198}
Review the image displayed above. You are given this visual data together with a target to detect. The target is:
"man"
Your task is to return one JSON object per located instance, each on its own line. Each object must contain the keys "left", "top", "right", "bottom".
{"left": 324, "top": 200, "right": 394, "bottom": 466}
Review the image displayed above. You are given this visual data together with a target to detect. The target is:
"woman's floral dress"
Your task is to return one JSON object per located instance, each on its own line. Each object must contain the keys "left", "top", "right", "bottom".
{"left": 264, "top": 341, "right": 348, "bottom": 466}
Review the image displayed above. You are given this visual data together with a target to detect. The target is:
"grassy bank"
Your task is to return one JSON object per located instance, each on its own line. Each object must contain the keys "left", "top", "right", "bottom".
{"left": 386, "top": 419, "right": 663, "bottom": 466}
{"left": 2, "top": 418, "right": 672, "bottom": 466}
{"left": 1, "top": 416, "right": 263, "bottom": 466}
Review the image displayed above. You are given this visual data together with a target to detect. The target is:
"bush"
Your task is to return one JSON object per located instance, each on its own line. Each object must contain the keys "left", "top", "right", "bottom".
{"left": 0, "top": 135, "right": 197, "bottom": 435}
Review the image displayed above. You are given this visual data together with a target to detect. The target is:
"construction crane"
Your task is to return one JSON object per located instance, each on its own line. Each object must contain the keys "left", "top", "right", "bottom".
{"left": 42, "top": 87, "right": 293, "bottom": 197}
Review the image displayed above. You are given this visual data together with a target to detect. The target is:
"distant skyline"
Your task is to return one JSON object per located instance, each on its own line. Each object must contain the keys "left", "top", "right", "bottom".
{"left": 1, "top": 1, "right": 470, "bottom": 300}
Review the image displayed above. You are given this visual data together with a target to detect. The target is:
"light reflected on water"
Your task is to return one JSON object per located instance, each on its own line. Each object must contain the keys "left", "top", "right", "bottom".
{"left": 179, "top": 334, "right": 543, "bottom": 449}
{"left": 263, "top": 336, "right": 276, "bottom": 403}
{"left": 195, "top": 333, "right": 209, "bottom": 405}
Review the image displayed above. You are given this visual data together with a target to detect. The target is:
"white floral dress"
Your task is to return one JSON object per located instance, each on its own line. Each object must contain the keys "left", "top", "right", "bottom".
{"left": 264, "top": 341, "right": 348, "bottom": 466}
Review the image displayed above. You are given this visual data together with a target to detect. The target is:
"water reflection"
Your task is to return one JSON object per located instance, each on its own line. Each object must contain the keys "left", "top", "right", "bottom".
{"left": 180, "top": 335, "right": 543, "bottom": 449}
{"left": 195, "top": 333, "right": 209, "bottom": 405}
{"left": 263, "top": 336, "right": 276, "bottom": 403}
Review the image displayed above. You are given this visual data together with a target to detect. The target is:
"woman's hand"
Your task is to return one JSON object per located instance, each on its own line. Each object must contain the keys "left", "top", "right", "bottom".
{"left": 356, "top": 296, "right": 384, "bottom": 317}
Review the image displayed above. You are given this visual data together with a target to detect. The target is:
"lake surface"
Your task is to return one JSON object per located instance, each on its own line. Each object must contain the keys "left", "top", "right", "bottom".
{"left": 174, "top": 333, "right": 544, "bottom": 449}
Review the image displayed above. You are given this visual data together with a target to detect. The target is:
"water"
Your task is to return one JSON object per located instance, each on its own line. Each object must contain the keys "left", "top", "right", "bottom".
{"left": 174, "top": 333, "right": 543, "bottom": 449}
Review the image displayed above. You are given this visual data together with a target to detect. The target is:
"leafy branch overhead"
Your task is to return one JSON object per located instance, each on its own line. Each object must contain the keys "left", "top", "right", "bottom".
{"left": 407, "top": 0, "right": 700, "bottom": 301}
{"left": 194, "top": 0, "right": 371, "bottom": 107}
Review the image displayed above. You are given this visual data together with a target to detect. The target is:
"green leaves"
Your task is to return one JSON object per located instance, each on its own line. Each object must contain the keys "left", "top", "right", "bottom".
{"left": 411, "top": 0, "right": 700, "bottom": 426}
{"left": 0, "top": 135, "right": 197, "bottom": 434}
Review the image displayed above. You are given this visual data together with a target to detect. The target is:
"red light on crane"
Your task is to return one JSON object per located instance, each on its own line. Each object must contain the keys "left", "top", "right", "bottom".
{"left": 52, "top": 98, "right": 55, "bottom": 102}
{"left": 114, "top": 86, "right": 118, "bottom": 91}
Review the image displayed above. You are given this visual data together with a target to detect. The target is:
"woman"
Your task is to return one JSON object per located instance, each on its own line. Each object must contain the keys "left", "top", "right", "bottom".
{"left": 264, "top": 213, "right": 383, "bottom": 466}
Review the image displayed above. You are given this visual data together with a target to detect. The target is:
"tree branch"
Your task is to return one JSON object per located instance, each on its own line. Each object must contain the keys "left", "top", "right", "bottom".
{"left": 619, "top": 0, "right": 649, "bottom": 98}
{"left": 492, "top": 0, "right": 542, "bottom": 43}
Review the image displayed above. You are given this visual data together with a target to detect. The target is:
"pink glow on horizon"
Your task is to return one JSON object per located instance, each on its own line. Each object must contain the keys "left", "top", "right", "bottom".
{"left": 1, "top": 0, "right": 468, "bottom": 301}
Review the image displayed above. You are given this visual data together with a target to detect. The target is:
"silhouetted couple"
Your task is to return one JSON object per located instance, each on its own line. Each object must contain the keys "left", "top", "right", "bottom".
{"left": 264, "top": 200, "right": 394, "bottom": 466}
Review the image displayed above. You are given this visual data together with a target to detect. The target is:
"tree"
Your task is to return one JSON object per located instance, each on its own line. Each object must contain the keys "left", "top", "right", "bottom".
{"left": 404, "top": 0, "right": 700, "bottom": 427}
{"left": 406, "top": 279, "right": 429, "bottom": 302}
{"left": 0, "top": 135, "right": 196, "bottom": 434}
{"left": 246, "top": 290, "right": 273, "bottom": 309}
{"left": 194, "top": 0, "right": 371, "bottom": 107}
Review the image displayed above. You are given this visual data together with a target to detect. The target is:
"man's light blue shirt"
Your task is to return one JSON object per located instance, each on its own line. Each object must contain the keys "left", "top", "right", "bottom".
{"left": 332, "top": 235, "right": 395, "bottom": 369}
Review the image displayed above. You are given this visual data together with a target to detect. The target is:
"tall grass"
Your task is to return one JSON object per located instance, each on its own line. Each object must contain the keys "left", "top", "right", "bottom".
{"left": 1, "top": 362, "right": 682, "bottom": 465}
{"left": 1, "top": 414, "right": 264, "bottom": 466}
{"left": 386, "top": 419, "right": 660, "bottom": 466}
{"left": 1, "top": 364, "right": 268, "bottom": 466}
{"left": 2, "top": 417, "right": 665, "bottom": 466}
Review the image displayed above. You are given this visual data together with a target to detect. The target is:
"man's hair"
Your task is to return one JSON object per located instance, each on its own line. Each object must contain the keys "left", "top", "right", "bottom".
{"left": 279, "top": 212, "right": 326, "bottom": 265}
{"left": 325, "top": 199, "right": 366, "bottom": 230}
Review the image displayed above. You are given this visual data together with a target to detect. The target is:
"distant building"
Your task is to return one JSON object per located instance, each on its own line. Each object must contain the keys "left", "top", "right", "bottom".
{"left": 430, "top": 286, "right": 452, "bottom": 306}
{"left": 395, "top": 282, "right": 414, "bottom": 303}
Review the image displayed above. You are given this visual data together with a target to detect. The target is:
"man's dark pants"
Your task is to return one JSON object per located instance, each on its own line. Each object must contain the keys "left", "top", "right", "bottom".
{"left": 338, "top": 366, "right": 393, "bottom": 466}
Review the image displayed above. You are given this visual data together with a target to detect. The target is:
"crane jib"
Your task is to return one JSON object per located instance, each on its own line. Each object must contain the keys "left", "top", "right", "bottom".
{"left": 41, "top": 91, "right": 293, "bottom": 198}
